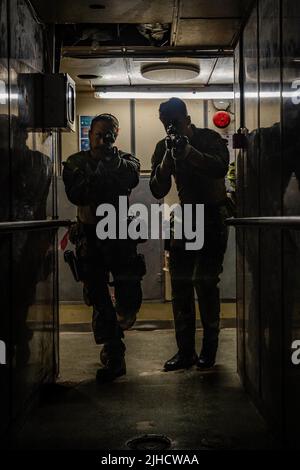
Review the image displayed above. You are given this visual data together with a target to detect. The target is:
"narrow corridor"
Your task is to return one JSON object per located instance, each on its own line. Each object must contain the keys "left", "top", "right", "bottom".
{"left": 14, "top": 328, "right": 273, "bottom": 450}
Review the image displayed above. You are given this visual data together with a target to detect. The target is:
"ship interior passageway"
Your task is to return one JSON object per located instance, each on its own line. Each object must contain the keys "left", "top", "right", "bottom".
{"left": 13, "top": 328, "right": 273, "bottom": 450}
{"left": 1, "top": 0, "right": 300, "bottom": 452}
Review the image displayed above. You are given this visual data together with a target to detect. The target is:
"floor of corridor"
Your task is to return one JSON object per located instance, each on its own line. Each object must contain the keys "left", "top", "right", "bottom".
{"left": 14, "top": 327, "right": 275, "bottom": 450}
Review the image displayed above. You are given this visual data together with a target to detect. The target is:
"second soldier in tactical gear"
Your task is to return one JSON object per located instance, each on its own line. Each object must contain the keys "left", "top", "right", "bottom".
{"left": 63, "top": 113, "right": 144, "bottom": 383}
{"left": 150, "top": 98, "right": 229, "bottom": 371}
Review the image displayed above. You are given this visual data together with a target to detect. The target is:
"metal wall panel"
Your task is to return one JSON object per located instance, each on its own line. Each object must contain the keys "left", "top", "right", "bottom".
{"left": 242, "top": 5, "right": 261, "bottom": 397}
{"left": 0, "top": 0, "right": 11, "bottom": 441}
{"left": 236, "top": 0, "right": 300, "bottom": 446}
{"left": 282, "top": 0, "right": 300, "bottom": 448}
{"left": 234, "top": 39, "right": 245, "bottom": 377}
{"left": 0, "top": 0, "right": 58, "bottom": 437}
{"left": 258, "top": 0, "right": 283, "bottom": 431}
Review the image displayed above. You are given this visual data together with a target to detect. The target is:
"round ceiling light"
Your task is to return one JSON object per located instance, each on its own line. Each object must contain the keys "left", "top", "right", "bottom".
{"left": 141, "top": 63, "right": 200, "bottom": 82}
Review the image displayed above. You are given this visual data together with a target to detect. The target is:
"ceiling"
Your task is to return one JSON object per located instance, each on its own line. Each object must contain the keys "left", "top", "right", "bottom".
{"left": 60, "top": 56, "right": 234, "bottom": 90}
{"left": 31, "top": 0, "right": 252, "bottom": 46}
{"left": 30, "top": 0, "right": 175, "bottom": 24}
{"left": 29, "top": 0, "right": 254, "bottom": 91}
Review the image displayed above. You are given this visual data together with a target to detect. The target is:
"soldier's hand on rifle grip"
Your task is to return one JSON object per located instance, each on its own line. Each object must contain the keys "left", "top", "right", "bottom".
{"left": 172, "top": 135, "right": 189, "bottom": 160}
{"left": 165, "top": 135, "right": 174, "bottom": 151}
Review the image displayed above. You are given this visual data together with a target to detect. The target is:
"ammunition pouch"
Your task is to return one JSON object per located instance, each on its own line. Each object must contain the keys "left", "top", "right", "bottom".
{"left": 66, "top": 219, "right": 147, "bottom": 284}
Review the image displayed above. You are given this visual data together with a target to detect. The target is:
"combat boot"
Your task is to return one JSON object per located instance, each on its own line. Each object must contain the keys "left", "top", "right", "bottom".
{"left": 197, "top": 331, "right": 218, "bottom": 370}
{"left": 196, "top": 353, "right": 216, "bottom": 370}
{"left": 96, "top": 356, "right": 126, "bottom": 383}
{"left": 97, "top": 338, "right": 126, "bottom": 383}
{"left": 164, "top": 351, "right": 197, "bottom": 371}
{"left": 100, "top": 344, "right": 109, "bottom": 366}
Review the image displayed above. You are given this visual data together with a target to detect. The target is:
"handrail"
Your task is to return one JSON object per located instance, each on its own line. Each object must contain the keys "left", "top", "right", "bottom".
{"left": 0, "top": 219, "right": 74, "bottom": 233}
{"left": 226, "top": 216, "right": 300, "bottom": 228}
{"left": 3, "top": 216, "right": 300, "bottom": 232}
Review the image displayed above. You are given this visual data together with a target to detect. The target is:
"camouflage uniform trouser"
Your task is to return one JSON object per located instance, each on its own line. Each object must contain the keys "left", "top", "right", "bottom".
{"left": 169, "top": 206, "right": 228, "bottom": 359}
{"left": 78, "top": 225, "right": 144, "bottom": 357}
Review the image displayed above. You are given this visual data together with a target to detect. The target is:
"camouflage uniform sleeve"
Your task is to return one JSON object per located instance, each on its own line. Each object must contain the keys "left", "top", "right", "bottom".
{"left": 149, "top": 140, "right": 173, "bottom": 199}
{"left": 184, "top": 130, "right": 229, "bottom": 178}
{"left": 62, "top": 154, "right": 105, "bottom": 206}
{"left": 105, "top": 151, "right": 140, "bottom": 190}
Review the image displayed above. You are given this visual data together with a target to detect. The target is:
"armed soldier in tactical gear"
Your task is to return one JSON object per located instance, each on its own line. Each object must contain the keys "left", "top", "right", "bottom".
{"left": 150, "top": 98, "right": 229, "bottom": 371}
{"left": 63, "top": 113, "right": 144, "bottom": 383}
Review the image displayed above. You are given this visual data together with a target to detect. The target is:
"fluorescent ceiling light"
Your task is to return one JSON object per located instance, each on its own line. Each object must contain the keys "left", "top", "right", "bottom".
{"left": 94, "top": 91, "right": 234, "bottom": 100}
{"left": 236, "top": 91, "right": 300, "bottom": 98}
{"left": 95, "top": 89, "right": 300, "bottom": 100}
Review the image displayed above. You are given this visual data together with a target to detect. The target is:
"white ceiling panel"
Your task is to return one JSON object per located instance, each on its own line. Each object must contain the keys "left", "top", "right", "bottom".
{"left": 60, "top": 57, "right": 130, "bottom": 89}
{"left": 60, "top": 55, "right": 234, "bottom": 89}
{"left": 209, "top": 57, "right": 234, "bottom": 84}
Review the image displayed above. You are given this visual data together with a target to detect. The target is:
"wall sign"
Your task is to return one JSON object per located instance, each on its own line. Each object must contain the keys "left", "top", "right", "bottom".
{"left": 79, "top": 115, "right": 94, "bottom": 151}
